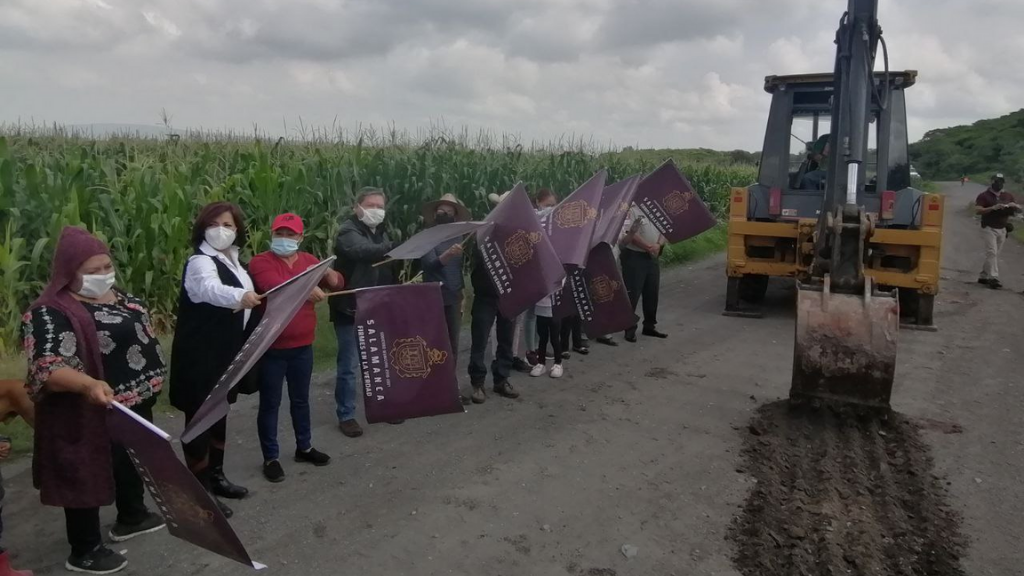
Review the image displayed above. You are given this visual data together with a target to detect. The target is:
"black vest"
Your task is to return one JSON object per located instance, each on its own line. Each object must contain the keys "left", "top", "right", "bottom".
{"left": 168, "top": 252, "right": 260, "bottom": 414}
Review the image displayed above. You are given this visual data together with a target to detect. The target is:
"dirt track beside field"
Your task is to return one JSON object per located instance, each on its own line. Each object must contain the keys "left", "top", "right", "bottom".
{"left": 5, "top": 181, "right": 1022, "bottom": 575}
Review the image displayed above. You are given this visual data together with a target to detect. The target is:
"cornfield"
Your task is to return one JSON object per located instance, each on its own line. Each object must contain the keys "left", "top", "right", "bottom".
{"left": 0, "top": 127, "right": 756, "bottom": 354}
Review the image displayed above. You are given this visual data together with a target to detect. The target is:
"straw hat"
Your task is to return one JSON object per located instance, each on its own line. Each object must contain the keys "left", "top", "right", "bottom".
{"left": 488, "top": 189, "right": 513, "bottom": 205}
{"left": 423, "top": 193, "right": 471, "bottom": 226}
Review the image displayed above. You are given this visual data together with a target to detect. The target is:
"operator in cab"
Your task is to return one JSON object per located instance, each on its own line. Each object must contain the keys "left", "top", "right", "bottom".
{"left": 800, "top": 134, "right": 831, "bottom": 190}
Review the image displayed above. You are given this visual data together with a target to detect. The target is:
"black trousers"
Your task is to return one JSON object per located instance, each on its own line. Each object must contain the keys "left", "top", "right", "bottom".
{"left": 536, "top": 316, "right": 563, "bottom": 365}
{"left": 560, "top": 315, "right": 584, "bottom": 350}
{"left": 182, "top": 412, "right": 229, "bottom": 483}
{"left": 620, "top": 249, "right": 660, "bottom": 331}
{"left": 65, "top": 398, "right": 154, "bottom": 556}
{"left": 443, "top": 295, "right": 463, "bottom": 361}
{"left": 468, "top": 295, "right": 514, "bottom": 387}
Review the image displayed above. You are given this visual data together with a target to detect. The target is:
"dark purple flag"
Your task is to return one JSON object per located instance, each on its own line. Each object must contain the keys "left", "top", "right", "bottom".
{"left": 477, "top": 183, "right": 565, "bottom": 318}
{"left": 107, "top": 404, "right": 263, "bottom": 569}
{"left": 181, "top": 257, "right": 336, "bottom": 444}
{"left": 592, "top": 174, "right": 642, "bottom": 247}
{"left": 581, "top": 243, "right": 637, "bottom": 337}
{"left": 386, "top": 221, "right": 492, "bottom": 260}
{"left": 634, "top": 160, "right": 717, "bottom": 243}
{"left": 540, "top": 170, "right": 607, "bottom": 267}
{"left": 354, "top": 283, "right": 464, "bottom": 424}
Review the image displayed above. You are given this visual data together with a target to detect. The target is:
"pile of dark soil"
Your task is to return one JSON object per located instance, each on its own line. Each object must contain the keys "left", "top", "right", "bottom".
{"left": 728, "top": 401, "right": 966, "bottom": 576}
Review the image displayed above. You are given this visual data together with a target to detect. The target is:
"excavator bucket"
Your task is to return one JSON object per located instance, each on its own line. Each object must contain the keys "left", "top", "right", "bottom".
{"left": 791, "top": 276, "right": 899, "bottom": 410}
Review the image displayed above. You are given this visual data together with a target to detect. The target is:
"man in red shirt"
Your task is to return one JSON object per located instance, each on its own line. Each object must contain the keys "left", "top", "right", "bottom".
{"left": 974, "top": 173, "right": 1020, "bottom": 289}
{"left": 249, "top": 213, "right": 343, "bottom": 482}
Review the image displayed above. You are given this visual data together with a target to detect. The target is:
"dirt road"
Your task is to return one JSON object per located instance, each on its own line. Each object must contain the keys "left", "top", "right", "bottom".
{"left": 5, "top": 181, "right": 1022, "bottom": 575}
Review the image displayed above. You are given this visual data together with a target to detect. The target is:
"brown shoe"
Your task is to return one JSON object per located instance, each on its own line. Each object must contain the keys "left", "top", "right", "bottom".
{"left": 471, "top": 387, "right": 487, "bottom": 404}
{"left": 493, "top": 381, "right": 520, "bottom": 399}
{"left": 339, "top": 419, "right": 364, "bottom": 438}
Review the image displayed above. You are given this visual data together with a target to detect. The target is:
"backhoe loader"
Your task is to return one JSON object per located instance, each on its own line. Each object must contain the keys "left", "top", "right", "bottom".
{"left": 725, "top": 0, "right": 944, "bottom": 409}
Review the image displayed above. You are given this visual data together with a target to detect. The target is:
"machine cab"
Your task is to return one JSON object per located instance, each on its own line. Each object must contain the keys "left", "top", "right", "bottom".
{"left": 748, "top": 71, "right": 921, "bottom": 228}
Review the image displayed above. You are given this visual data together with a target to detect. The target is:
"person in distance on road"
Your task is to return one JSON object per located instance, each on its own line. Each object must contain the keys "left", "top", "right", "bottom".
{"left": 974, "top": 173, "right": 1020, "bottom": 289}
{"left": 249, "top": 213, "right": 343, "bottom": 483}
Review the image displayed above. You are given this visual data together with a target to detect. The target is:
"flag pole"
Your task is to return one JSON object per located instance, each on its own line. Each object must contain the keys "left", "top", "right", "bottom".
{"left": 323, "top": 272, "right": 425, "bottom": 298}
{"left": 373, "top": 232, "right": 476, "bottom": 268}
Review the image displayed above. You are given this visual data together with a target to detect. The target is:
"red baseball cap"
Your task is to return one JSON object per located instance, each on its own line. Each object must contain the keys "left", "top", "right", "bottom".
{"left": 271, "top": 213, "right": 304, "bottom": 234}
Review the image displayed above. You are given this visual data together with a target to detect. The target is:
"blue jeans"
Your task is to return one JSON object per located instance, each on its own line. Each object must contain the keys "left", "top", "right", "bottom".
{"left": 334, "top": 323, "right": 358, "bottom": 422}
{"left": 257, "top": 346, "right": 314, "bottom": 461}
{"left": 523, "top": 309, "right": 538, "bottom": 352}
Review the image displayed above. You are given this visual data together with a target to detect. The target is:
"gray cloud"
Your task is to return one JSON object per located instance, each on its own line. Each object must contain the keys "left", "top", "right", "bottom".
{"left": 0, "top": 0, "right": 1021, "bottom": 151}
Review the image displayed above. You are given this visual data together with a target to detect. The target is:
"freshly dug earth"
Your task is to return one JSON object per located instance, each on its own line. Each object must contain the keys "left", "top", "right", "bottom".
{"left": 729, "top": 401, "right": 966, "bottom": 576}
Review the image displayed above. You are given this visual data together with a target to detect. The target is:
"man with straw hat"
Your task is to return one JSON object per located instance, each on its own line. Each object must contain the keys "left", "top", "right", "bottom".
{"left": 420, "top": 194, "right": 471, "bottom": 366}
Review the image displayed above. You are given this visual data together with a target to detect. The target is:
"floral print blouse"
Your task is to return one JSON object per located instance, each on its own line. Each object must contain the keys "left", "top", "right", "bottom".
{"left": 23, "top": 291, "right": 166, "bottom": 407}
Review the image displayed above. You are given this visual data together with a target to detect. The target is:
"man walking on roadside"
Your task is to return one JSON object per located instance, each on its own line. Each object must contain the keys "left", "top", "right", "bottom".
{"left": 330, "top": 187, "right": 395, "bottom": 437}
{"left": 975, "top": 173, "right": 1020, "bottom": 290}
{"left": 619, "top": 206, "right": 668, "bottom": 342}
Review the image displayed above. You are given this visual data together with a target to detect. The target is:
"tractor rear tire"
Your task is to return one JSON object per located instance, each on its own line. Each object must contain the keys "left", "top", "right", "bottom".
{"left": 896, "top": 288, "right": 936, "bottom": 329}
{"left": 739, "top": 274, "right": 769, "bottom": 303}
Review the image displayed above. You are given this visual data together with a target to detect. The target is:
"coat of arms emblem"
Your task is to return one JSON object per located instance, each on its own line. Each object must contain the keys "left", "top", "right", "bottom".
{"left": 589, "top": 275, "right": 620, "bottom": 304}
{"left": 663, "top": 190, "right": 694, "bottom": 216}
{"left": 554, "top": 200, "right": 599, "bottom": 228}
{"left": 504, "top": 230, "right": 542, "bottom": 267}
{"left": 158, "top": 482, "right": 215, "bottom": 525}
{"left": 390, "top": 336, "right": 448, "bottom": 378}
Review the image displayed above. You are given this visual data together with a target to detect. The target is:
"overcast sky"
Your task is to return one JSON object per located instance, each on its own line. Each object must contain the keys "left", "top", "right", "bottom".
{"left": 1, "top": 0, "right": 1021, "bottom": 151}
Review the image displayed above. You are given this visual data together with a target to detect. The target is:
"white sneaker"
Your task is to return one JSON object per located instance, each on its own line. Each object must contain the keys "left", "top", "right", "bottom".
{"left": 549, "top": 364, "right": 564, "bottom": 378}
{"left": 530, "top": 363, "right": 547, "bottom": 377}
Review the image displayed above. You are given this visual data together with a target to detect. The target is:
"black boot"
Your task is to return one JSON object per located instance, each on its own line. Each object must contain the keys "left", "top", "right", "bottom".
{"left": 195, "top": 466, "right": 234, "bottom": 518}
{"left": 213, "top": 495, "right": 234, "bottom": 519}
{"left": 209, "top": 467, "right": 249, "bottom": 500}
{"left": 209, "top": 447, "right": 248, "bottom": 499}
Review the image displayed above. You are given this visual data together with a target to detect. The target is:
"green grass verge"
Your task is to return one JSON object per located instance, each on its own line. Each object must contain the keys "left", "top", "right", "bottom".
{"left": 661, "top": 224, "right": 728, "bottom": 265}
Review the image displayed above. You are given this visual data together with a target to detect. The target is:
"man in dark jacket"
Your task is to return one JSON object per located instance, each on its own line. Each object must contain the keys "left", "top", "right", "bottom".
{"left": 467, "top": 237, "right": 520, "bottom": 403}
{"left": 330, "top": 187, "right": 394, "bottom": 437}
{"left": 468, "top": 190, "right": 524, "bottom": 401}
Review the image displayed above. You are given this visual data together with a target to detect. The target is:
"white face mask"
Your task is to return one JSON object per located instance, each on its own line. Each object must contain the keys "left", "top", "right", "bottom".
{"left": 205, "top": 226, "right": 237, "bottom": 251}
{"left": 359, "top": 207, "right": 386, "bottom": 228}
{"left": 77, "top": 272, "right": 116, "bottom": 299}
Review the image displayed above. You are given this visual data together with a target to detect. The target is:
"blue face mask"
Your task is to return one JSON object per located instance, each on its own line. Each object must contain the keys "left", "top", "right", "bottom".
{"left": 270, "top": 237, "right": 300, "bottom": 256}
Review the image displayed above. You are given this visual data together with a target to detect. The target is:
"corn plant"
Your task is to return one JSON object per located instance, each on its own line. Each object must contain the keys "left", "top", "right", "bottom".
{"left": 0, "top": 130, "right": 756, "bottom": 354}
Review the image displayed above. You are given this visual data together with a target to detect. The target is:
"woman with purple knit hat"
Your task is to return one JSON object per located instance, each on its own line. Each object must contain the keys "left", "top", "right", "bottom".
{"left": 21, "top": 226, "right": 167, "bottom": 574}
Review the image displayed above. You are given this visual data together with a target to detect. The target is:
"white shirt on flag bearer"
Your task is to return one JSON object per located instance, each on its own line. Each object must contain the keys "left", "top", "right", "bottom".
{"left": 184, "top": 241, "right": 256, "bottom": 327}
{"left": 621, "top": 205, "right": 665, "bottom": 253}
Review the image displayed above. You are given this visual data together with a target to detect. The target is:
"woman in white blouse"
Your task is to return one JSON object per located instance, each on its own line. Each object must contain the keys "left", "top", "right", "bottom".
{"left": 169, "top": 201, "right": 261, "bottom": 518}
